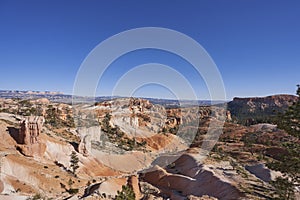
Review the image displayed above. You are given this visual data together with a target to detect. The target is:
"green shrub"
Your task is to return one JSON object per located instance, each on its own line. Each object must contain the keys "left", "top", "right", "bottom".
{"left": 115, "top": 185, "right": 135, "bottom": 200}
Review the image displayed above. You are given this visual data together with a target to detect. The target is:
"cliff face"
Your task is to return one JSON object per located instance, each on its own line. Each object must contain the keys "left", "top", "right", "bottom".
{"left": 227, "top": 94, "right": 298, "bottom": 125}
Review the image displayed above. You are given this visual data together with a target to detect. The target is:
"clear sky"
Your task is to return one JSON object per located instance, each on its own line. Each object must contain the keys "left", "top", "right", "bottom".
{"left": 0, "top": 0, "right": 299, "bottom": 100}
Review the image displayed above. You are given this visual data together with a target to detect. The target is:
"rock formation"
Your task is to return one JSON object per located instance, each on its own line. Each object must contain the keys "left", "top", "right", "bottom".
{"left": 226, "top": 110, "right": 232, "bottom": 121}
{"left": 128, "top": 175, "right": 142, "bottom": 199}
{"left": 19, "top": 116, "right": 44, "bottom": 145}
{"left": 129, "top": 98, "right": 153, "bottom": 112}
{"left": 1, "top": 96, "right": 299, "bottom": 199}
{"left": 141, "top": 154, "right": 244, "bottom": 200}
{"left": 78, "top": 126, "right": 102, "bottom": 156}
{"left": 79, "top": 135, "right": 92, "bottom": 156}
{"left": 230, "top": 95, "right": 298, "bottom": 112}
{"left": 228, "top": 94, "right": 298, "bottom": 124}
{"left": 17, "top": 116, "right": 46, "bottom": 157}
{"left": 95, "top": 98, "right": 166, "bottom": 137}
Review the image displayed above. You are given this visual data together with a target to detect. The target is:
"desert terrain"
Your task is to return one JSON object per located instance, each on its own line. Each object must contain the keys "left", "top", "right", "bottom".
{"left": 0, "top": 91, "right": 299, "bottom": 200}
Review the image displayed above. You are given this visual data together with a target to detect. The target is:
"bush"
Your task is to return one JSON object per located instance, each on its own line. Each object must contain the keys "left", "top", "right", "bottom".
{"left": 115, "top": 185, "right": 135, "bottom": 200}
{"left": 70, "top": 151, "right": 79, "bottom": 175}
{"left": 67, "top": 188, "right": 79, "bottom": 194}
{"left": 26, "top": 194, "right": 43, "bottom": 200}
{"left": 271, "top": 177, "right": 295, "bottom": 200}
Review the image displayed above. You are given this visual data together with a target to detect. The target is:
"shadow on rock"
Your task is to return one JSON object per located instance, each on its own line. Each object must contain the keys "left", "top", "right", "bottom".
{"left": 7, "top": 126, "right": 22, "bottom": 144}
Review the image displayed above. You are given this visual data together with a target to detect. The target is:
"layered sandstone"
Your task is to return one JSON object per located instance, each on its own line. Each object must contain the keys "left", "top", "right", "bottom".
{"left": 17, "top": 116, "right": 46, "bottom": 157}
{"left": 228, "top": 94, "right": 298, "bottom": 124}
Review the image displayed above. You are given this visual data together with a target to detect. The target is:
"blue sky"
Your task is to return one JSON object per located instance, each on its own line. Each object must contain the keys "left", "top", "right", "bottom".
{"left": 0, "top": 0, "right": 299, "bottom": 100}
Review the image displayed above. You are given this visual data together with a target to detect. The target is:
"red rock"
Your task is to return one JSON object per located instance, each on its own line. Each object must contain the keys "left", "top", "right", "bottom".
{"left": 17, "top": 116, "right": 46, "bottom": 157}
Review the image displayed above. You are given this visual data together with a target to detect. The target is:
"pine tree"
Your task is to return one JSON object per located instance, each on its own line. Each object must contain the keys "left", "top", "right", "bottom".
{"left": 267, "top": 85, "right": 300, "bottom": 200}
{"left": 115, "top": 185, "right": 135, "bottom": 200}
{"left": 277, "top": 85, "right": 300, "bottom": 139}
{"left": 70, "top": 151, "right": 79, "bottom": 175}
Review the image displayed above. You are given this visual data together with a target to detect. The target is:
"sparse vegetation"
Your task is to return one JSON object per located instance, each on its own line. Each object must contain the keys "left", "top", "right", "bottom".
{"left": 276, "top": 85, "right": 300, "bottom": 139}
{"left": 67, "top": 188, "right": 79, "bottom": 194}
{"left": 45, "top": 105, "right": 62, "bottom": 127}
{"left": 26, "top": 194, "right": 44, "bottom": 200}
{"left": 115, "top": 185, "right": 135, "bottom": 200}
{"left": 241, "top": 132, "right": 257, "bottom": 155}
{"left": 100, "top": 113, "right": 146, "bottom": 151}
{"left": 70, "top": 151, "right": 79, "bottom": 176}
{"left": 66, "top": 178, "right": 79, "bottom": 194}
{"left": 270, "top": 177, "right": 295, "bottom": 200}
{"left": 1, "top": 90, "right": 299, "bottom": 199}
{"left": 267, "top": 85, "right": 300, "bottom": 200}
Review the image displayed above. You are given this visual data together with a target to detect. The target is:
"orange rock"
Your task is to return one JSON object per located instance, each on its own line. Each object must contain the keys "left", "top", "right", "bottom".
{"left": 128, "top": 175, "right": 141, "bottom": 200}
{"left": 17, "top": 143, "right": 46, "bottom": 157}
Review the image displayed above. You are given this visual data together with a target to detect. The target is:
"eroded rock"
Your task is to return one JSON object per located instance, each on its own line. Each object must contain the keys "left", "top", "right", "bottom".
{"left": 78, "top": 126, "right": 102, "bottom": 156}
{"left": 17, "top": 116, "right": 46, "bottom": 157}
{"left": 141, "top": 154, "right": 244, "bottom": 200}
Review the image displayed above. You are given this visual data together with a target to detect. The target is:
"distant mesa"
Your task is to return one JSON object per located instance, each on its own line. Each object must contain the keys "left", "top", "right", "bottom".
{"left": 232, "top": 94, "right": 298, "bottom": 103}
{"left": 229, "top": 94, "right": 298, "bottom": 111}
{"left": 228, "top": 94, "right": 298, "bottom": 125}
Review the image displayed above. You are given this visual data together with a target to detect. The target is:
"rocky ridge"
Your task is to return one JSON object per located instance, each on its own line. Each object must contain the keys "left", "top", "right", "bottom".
{"left": 228, "top": 94, "right": 298, "bottom": 125}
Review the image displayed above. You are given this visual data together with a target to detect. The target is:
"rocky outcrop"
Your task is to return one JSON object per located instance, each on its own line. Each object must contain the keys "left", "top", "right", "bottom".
{"left": 97, "top": 177, "right": 127, "bottom": 197}
{"left": 230, "top": 95, "right": 298, "bottom": 112}
{"left": 226, "top": 110, "right": 232, "bottom": 121}
{"left": 78, "top": 126, "right": 102, "bottom": 156}
{"left": 129, "top": 98, "right": 153, "bottom": 112}
{"left": 141, "top": 154, "right": 244, "bottom": 200}
{"left": 19, "top": 116, "right": 44, "bottom": 145}
{"left": 128, "top": 175, "right": 142, "bottom": 200}
{"left": 17, "top": 116, "right": 46, "bottom": 157}
{"left": 165, "top": 106, "right": 229, "bottom": 129}
{"left": 85, "top": 177, "right": 138, "bottom": 199}
{"left": 95, "top": 98, "right": 166, "bottom": 138}
{"left": 228, "top": 94, "right": 298, "bottom": 125}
